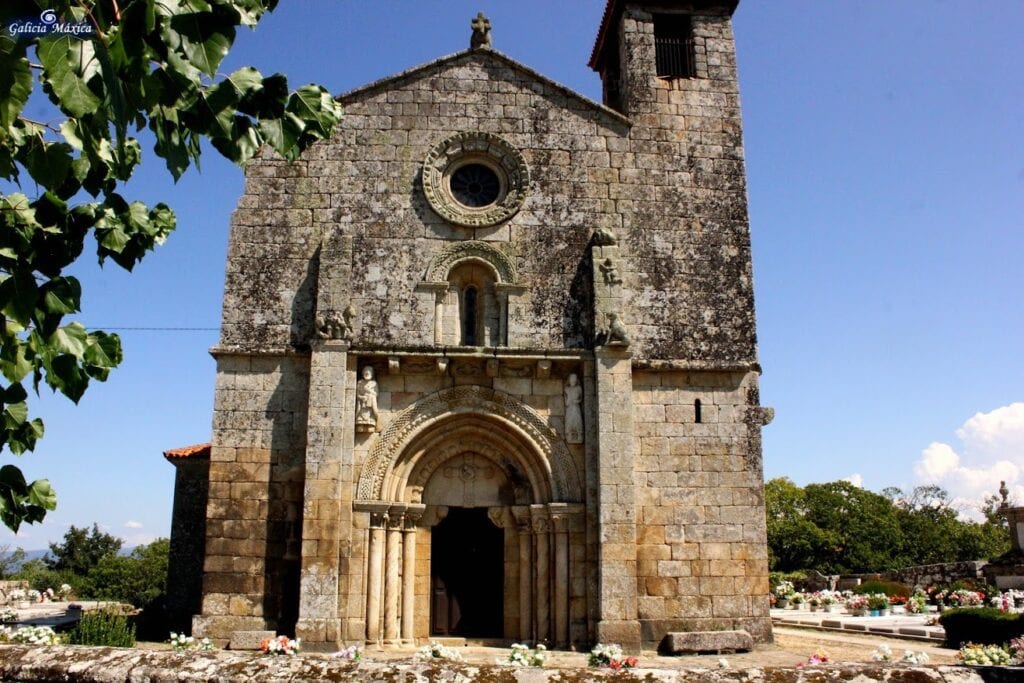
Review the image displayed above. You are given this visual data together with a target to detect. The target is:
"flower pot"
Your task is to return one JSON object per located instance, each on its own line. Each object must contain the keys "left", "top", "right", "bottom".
{"left": 16, "top": 601, "right": 28, "bottom": 610}
{"left": 776, "top": 598, "right": 789, "bottom": 609}
{"left": 809, "top": 604, "right": 818, "bottom": 612}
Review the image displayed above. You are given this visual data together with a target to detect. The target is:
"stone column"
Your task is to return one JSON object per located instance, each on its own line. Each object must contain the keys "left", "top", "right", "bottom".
{"left": 296, "top": 339, "right": 349, "bottom": 647}
{"left": 593, "top": 345, "right": 641, "bottom": 651}
{"left": 494, "top": 283, "right": 525, "bottom": 347}
{"left": 532, "top": 506, "right": 551, "bottom": 643}
{"left": 384, "top": 507, "right": 404, "bottom": 644}
{"left": 550, "top": 505, "right": 571, "bottom": 648}
{"left": 512, "top": 507, "right": 533, "bottom": 642}
{"left": 364, "top": 507, "right": 388, "bottom": 644}
{"left": 400, "top": 507, "right": 424, "bottom": 644}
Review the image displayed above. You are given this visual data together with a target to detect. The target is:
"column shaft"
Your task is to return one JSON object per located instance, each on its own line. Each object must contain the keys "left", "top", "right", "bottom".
{"left": 401, "top": 526, "right": 417, "bottom": 642}
{"left": 517, "top": 524, "right": 533, "bottom": 641}
{"left": 554, "top": 525, "right": 569, "bottom": 647}
{"left": 534, "top": 521, "right": 550, "bottom": 642}
{"left": 384, "top": 521, "right": 402, "bottom": 642}
{"left": 366, "top": 522, "right": 385, "bottom": 643}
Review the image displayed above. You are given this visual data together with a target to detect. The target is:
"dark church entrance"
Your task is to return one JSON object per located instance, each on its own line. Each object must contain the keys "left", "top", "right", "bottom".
{"left": 430, "top": 507, "right": 503, "bottom": 637}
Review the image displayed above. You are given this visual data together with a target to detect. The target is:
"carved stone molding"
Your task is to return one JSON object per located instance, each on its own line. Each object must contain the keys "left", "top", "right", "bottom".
{"left": 425, "top": 240, "right": 518, "bottom": 284}
{"left": 422, "top": 132, "right": 530, "bottom": 228}
{"left": 355, "top": 385, "right": 582, "bottom": 503}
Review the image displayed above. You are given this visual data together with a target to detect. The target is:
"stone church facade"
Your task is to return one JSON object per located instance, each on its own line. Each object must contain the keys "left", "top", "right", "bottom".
{"left": 184, "top": 0, "right": 773, "bottom": 651}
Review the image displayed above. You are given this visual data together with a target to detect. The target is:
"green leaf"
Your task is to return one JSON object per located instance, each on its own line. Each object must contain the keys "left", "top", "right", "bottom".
{"left": 24, "top": 141, "right": 75, "bottom": 189}
{"left": 3, "top": 400, "right": 28, "bottom": 428}
{"left": 169, "top": 11, "right": 235, "bottom": 76}
{"left": 49, "top": 323, "right": 89, "bottom": 358}
{"left": 0, "top": 464, "right": 28, "bottom": 495}
{"left": 84, "top": 332, "right": 122, "bottom": 381}
{"left": 39, "top": 277, "right": 82, "bottom": 316}
{"left": 38, "top": 36, "right": 103, "bottom": 118}
{"left": 26, "top": 479, "right": 57, "bottom": 512}
{"left": 0, "top": 34, "right": 32, "bottom": 130}
{"left": 0, "top": 343, "right": 34, "bottom": 384}
{"left": 44, "top": 353, "right": 89, "bottom": 403}
{"left": 0, "top": 271, "right": 38, "bottom": 327}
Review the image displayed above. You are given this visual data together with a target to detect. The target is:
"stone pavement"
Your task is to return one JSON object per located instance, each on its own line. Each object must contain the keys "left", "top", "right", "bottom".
{"left": 771, "top": 607, "right": 945, "bottom": 642}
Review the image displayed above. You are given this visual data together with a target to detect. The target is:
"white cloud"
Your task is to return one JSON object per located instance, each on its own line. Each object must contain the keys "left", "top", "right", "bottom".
{"left": 914, "top": 442, "right": 961, "bottom": 482}
{"left": 913, "top": 402, "right": 1024, "bottom": 518}
{"left": 124, "top": 521, "right": 143, "bottom": 529}
{"left": 844, "top": 473, "right": 864, "bottom": 487}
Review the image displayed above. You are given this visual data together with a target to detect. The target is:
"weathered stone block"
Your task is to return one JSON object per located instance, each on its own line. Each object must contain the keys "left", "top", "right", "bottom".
{"left": 228, "top": 630, "right": 276, "bottom": 650}
{"left": 660, "top": 629, "right": 753, "bottom": 655}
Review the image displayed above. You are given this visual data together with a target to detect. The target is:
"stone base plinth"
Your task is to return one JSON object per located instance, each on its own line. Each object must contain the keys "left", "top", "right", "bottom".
{"left": 595, "top": 619, "right": 641, "bottom": 653}
{"left": 660, "top": 630, "right": 753, "bottom": 655}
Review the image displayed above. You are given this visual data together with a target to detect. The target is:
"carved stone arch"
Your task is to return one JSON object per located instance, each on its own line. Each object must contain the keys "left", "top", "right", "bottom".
{"left": 388, "top": 417, "right": 546, "bottom": 505}
{"left": 426, "top": 241, "right": 517, "bottom": 284}
{"left": 355, "top": 385, "right": 581, "bottom": 503}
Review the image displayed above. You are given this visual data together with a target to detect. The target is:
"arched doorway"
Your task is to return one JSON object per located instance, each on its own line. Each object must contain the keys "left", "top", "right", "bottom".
{"left": 355, "top": 393, "right": 585, "bottom": 647}
{"left": 430, "top": 507, "right": 503, "bottom": 637}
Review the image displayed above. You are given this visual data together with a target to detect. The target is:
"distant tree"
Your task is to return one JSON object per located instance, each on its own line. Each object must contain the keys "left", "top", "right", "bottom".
{"left": 801, "top": 481, "right": 905, "bottom": 573}
{"left": 767, "top": 479, "right": 1013, "bottom": 574}
{"left": 87, "top": 537, "right": 168, "bottom": 608}
{"left": 45, "top": 523, "right": 121, "bottom": 575}
{"left": 0, "top": 543, "right": 25, "bottom": 578}
{"left": 765, "top": 477, "right": 835, "bottom": 572}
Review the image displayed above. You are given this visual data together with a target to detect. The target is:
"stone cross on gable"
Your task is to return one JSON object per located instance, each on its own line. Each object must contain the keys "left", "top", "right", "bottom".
{"left": 470, "top": 12, "right": 492, "bottom": 49}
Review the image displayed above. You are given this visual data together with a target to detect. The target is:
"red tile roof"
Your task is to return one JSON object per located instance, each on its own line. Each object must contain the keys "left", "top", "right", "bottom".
{"left": 163, "top": 442, "right": 211, "bottom": 461}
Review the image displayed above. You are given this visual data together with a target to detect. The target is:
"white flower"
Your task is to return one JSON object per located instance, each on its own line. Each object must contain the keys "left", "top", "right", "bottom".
{"left": 871, "top": 644, "right": 892, "bottom": 662}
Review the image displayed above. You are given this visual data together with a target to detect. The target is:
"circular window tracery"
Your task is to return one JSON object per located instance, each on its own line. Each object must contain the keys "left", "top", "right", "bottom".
{"left": 422, "top": 132, "right": 530, "bottom": 228}
{"left": 450, "top": 163, "right": 501, "bottom": 208}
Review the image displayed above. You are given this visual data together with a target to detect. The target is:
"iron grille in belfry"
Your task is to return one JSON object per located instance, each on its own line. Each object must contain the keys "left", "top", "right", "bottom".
{"left": 655, "top": 36, "right": 695, "bottom": 78}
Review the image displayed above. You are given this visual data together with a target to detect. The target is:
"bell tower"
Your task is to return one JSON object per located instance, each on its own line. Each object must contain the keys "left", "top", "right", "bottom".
{"left": 590, "top": 1, "right": 741, "bottom": 118}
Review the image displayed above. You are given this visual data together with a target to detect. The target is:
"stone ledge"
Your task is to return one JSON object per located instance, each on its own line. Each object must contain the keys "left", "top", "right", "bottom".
{"left": 3, "top": 646, "right": 1019, "bottom": 683}
{"left": 661, "top": 630, "right": 753, "bottom": 654}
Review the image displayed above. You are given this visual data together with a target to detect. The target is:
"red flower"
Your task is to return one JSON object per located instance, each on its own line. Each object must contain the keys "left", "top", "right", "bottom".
{"left": 609, "top": 659, "right": 621, "bottom": 670}
{"left": 624, "top": 656, "right": 639, "bottom": 668}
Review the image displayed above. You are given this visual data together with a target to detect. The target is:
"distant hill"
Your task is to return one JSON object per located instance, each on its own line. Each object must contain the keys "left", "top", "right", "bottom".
{"left": 2, "top": 546, "right": 140, "bottom": 573}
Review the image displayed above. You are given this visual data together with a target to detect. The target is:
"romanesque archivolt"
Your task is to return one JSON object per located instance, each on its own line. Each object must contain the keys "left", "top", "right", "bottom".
{"left": 421, "top": 131, "right": 530, "bottom": 227}
{"left": 355, "top": 385, "right": 582, "bottom": 503}
{"left": 425, "top": 240, "right": 517, "bottom": 284}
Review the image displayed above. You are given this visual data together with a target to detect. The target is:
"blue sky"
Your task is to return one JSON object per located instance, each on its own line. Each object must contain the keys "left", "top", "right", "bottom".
{"left": 3, "top": 1, "right": 1022, "bottom": 550}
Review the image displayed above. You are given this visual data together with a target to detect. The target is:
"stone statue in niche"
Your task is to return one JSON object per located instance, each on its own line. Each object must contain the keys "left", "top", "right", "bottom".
{"left": 592, "top": 227, "right": 618, "bottom": 246}
{"left": 596, "top": 311, "right": 631, "bottom": 347}
{"left": 600, "top": 257, "right": 622, "bottom": 286}
{"left": 564, "top": 373, "right": 583, "bottom": 444}
{"left": 315, "top": 304, "right": 355, "bottom": 341}
{"left": 355, "top": 366, "right": 380, "bottom": 432}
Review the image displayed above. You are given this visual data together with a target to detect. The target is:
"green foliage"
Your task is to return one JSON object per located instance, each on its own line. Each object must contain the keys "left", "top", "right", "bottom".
{"left": 0, "top": 0, "right": 341, "bottom": 532}
{"left": 67, "top": 608, "right": 136, "bottom": 647}
{"left": 766, "top": 478, "right": 1011, "bottom": 574}
{"left": 46, "top": 523, "right": 121, "bottom": 574}
{"left": 0, "top": 543, "right": 25, "bottom": 578}
{"left": 88, "top": 538, "right": 168, "bottom": 608}
{"left": 854, "top": 580, "right": 911, "bottom": 598}
{"left": 15, "top": 558, "right": 88, "bottom": 596}
{"left": 939, "top": 608, "right": 1024, "bottom": 648}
